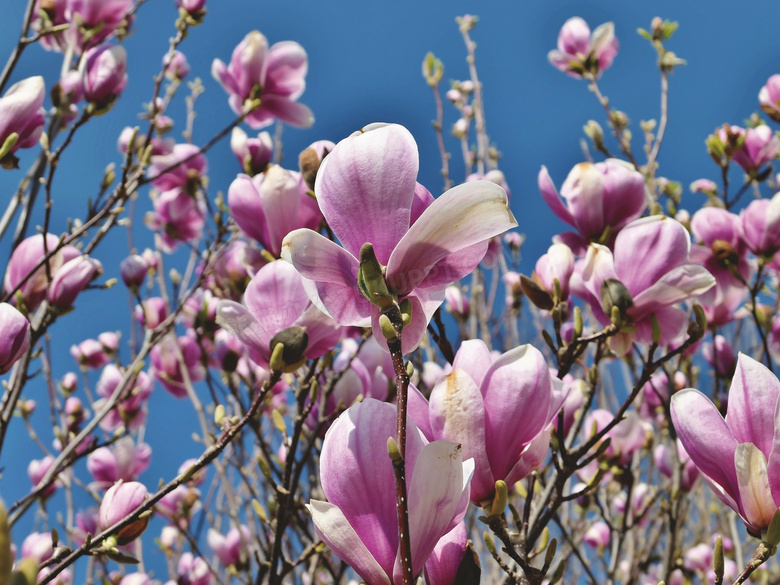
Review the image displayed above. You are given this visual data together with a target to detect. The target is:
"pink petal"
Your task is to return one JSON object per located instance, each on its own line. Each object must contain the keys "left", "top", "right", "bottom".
{"left": 630, "top": 265, "right": 715, "bottom": 317}
{"left": 726, "top": 353, "right": 780, "bottom": 457}
{"left": 386, "top": 180, "right": 516, "bottom": 295}
{"left": 259, "top": 95, "right": 314, "bottom": 128}
{"left": 282, "top": 228, "right": 372, "bottom": 326}
{"left": 429, "top": 370, "right": 494, "bottom": 504}
{"left": 670, "top": 389, "right": 740, "bottom": 504}
{"left": 215, "top": 300, "right": 271, "bottom": 366}
{"left": 370, "top": 288, "right": 444, "bottom": 355}
{"left": 316, "top": 123, "right": 417, "bottom": 262}
{"left": 309, "top": 500, "right": 391, "bottom": 585}
{"left": 397, "top": 441, "right": 466, "bottom": 579}
{"left": 227, "top": 174, "right": 270, "bottom": 248}
{"left": 243, "top": 261, "right": 311, "bottom": 331}
{"left": 451, "top": 339, "right": 493, "bottom": 388}
{"left": 255, "top": 166, "right": 301, "bottom": 256}
{"left": 538, "top": 166, "right": 575, "bottom": 227}
{"left": 734, "top": 443, "right": 777, "bottom": 533}
{"left": 265, "top": 41, "right": 308, "bottom": 100}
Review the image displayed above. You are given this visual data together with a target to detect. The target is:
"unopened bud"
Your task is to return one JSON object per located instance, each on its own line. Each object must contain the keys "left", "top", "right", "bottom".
{"left": 583, "top": 120, "right": 604, "bottom": 149}
{"left": 573, "top": 306, "right": 583, "bottom": 339}
{"left": 491, "top": 480, "right": 508, "bottom": 517}
{"left": 271, "top": 409, "right": 287, "bottom": 436}
{"left": 269, "top": 326, "right": 309, "bottom": 371}
{"left": 650, "top": 314, "right": 662, "bottom": 345}
{"left": 484, "top": 531, "right": 496, "bottom": 556}
{"left": 543, "top": 538, "right": 557, "bottom": 573}
{"left": 713, "top": 536, "right": 724, "bottom": 582}
{"left": 378, "top": 314, "right": 397, "bottom": 341}
{"left": 387, "top": 437, "right": 402, "bottom": 462}
{"left": 422, "top": 52, "right": 444, "bottom": 87}
{"left": 399, "top": 298, "right": 413, "bottom": 328}
{"left": 520, "top": 274, "right": 554, "bottom": 310}
{"left": 764, "top": 508, "right": 780, "bottom": 547}
{"left": 214, "top": 404, "right": 226, "bottom": 426}
{"left": 600, "top": 278, "right": 633, "bottom": 323}
{"left": 358, "top": 243, "right": 394, "bottom": 310}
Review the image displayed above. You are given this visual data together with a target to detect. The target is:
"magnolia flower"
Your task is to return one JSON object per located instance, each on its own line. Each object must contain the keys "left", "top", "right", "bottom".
{"left": 282, "top": 123, "right": 517, "bottom": 354}
{"left": 672, "top": 354, "right": 780, "bottom": 535}
{"left": 80, "top": 43, "right": 128, "bottom": 110}
{"left": 548, "top": 17, "right": 619, "bottom": 78}
{"left": 212, "top": 30, "right": 313, "bottom": 129}
{"left": 573, "top": 216, "right": 716, "bottom": 354}
{"left": 740, "top": 192, "right": 780, "bottom": 257}
{"left": 410, "top": 340, "right": 568, "bottom": 504}
{"left": 760, "top": 74, "right": 780, "bottom": 123}
{"left": 719, "top": 124, "right": 780, "bottom": 174}
{"left": 98, "top": 481, "right": 149, "bottom": 544}
{"left": 0, "top": 303, "right": 30, "bottom": 374}
{"left": 47, "top": 255, "right": 103, "bottom": 308}
{"left": 148, "top": 143, "right": 207, "bottom": 193}
{"left": 539, "top": 160, "right": 646, "bottom": 254}
{"left": 0, "top": 76, "right": 45, "bottom": 168}
{"left": 87, "top": 437, "right": 152, "bottom": 489}
{"left": 227, "top": 165, "right": 321, "bottom": 257}
{"left": 308, "top": 398, "right": 473, "bottom": 585}
{"left": 216, "top": 260, "right": 340, "bottom": 369}
{"left": 230, "top": 127, "right": 272, "bottom": 175}
{"left": 207, "top": 525, "right": 251, "bottom": 567}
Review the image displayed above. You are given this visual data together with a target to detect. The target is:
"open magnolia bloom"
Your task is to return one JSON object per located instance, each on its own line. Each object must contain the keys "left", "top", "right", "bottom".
{"left": 308, "top": 398, "right": 473, "bottom": 585}
{"left": 282, "top": 123, "right": 517, "bottom": 353}
{"left": 671, "top": 354, "right": 780, "bottom": 536}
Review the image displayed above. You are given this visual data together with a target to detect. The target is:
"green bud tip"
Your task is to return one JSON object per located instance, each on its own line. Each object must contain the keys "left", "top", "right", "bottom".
{"left": 387, "top": 437, "right": 402, "bottom": 462}
{"left": 713, "top": 535, "right": 724, "bottom": 578}
{"left": 378, "top": 314, "right": 397, "bottom": 341}
{"left": 491, "top": 480, "right": 508, "bottom": 517}
{"left": 269, "top": 342, "right": 285, "bottom": 372}
{"left": 483, "top": 532, "right": 496, "bottom": 556}
{"left": 764, "top": 508, "right": 780, "bottom": 547}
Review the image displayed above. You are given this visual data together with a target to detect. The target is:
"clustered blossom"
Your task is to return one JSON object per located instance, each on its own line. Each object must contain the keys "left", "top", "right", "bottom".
{"left": 0, "top": 76, "right": 46, "bottom": 169}
{"left": 282, "top": 123, "right": 517, "bottom": 353}
{"left": 308, "top": 399, "right": 472, "bottom": 585}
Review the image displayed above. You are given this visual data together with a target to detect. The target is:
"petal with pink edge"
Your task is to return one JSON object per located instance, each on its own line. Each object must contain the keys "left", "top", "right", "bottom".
{"left": 282, "top": 228, "right": 372, "bottom": 326}
{"left": 308, "top": 500, "right": 391, "bottom": 585}
{"left": 630, "top": 265, "right": 715, "bottom": 318}
{"left": 396, "top": 441, "right": 467, "bottom": 580}
{"left": 215, "top": 300, "right": 272, "bottom": 366}
{"left": 429, "top": 370, "right": 493, "bottom": 504}
{"left": 243, "top": 261, "right": 311, "bottom": 333}
{"left": 538, "top": 166, "right": 575, "bottom": 227}
{"left": 315, "top": 123, "right": 417, "bottom": 263}
{"left": 726, "top": 353, "right": 780, "bottom": 456}
{"left": 452, "top": 339, "right": 493, "bottom": 388}
{"left": 671, "top": 389, "right": 740, "bottom": 503}
{"left": 734, "top": 443, "right": 778, "bottom": 534}
{"left": 265, "top": 41, "right": 308, "bottom": 99}
{"left": 260, "top": 95, "right": 314, "bottom": 128}
{"left": 371, "top": 288, "right": 445, "bottom": 355}
{"left": 387, "top": 181, "right": 516, "bottom": 295}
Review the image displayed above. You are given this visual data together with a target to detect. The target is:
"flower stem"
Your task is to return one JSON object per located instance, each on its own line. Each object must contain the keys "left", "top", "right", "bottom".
{"left": 387, "top": 313, "right": 414, "bottom": 585}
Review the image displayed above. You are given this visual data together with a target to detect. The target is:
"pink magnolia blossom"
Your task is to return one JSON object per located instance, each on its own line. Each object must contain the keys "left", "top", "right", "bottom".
{"left": 150, "top": 332, "right": 205, "bottom": 398}
{"left": 299, "top": 139, "right": 335, "bottom": 189}
{"left": 532, "top": 242, "right": 575, "bottom": 302}
{"left": 689, "top": 178, "right": 717, "bottom": 195}
{"left": 548, "top": 17, "right": 619, "bottom": 78}
{"left": 282, "top": 123, "right": 516, "bottom": 354}
{"left": 66, "top": 0, "right": 134, "bottom": 51}
{"left": 176, "top": 553, "right": 211, "bottom": 585}
{"left": 47, "top": 255, "right": 103, "bottom": 308}
{"left": 230, "top": 127, "right": 272, "bottom": 176}
{"left": 148, "top": 143, "right": 207, "bottom": 193}
{"left": 216, "top": 260, "right": 341, "bottom": 369}
{"left": 740, "top": 192, "right": 780, "bottom": 257}
{"left": 444, "top": 285, "right": 469, "bottom": 319}
{"left": 92, "top": 364, "right": 153, "bottom": 431}
{"left": 702, "top": 334, "right": 737, "bottom": 377}
{"left": 5, "top": 234, "right": 81, "bottom": 310}
{"left": 583, "top": 409, "right": 647, "bottom": 467}
{"left": 583, "top": 521, "right": 611, "bottom": 548}
{"left": 28, "top": 455, "right": 59, "bottom": 499}
{"left": 176, "top": 0, "right": 206, "bottom": 15}
{"left": 0, "top": 76, "right": 45, "bottom": 167}
{"left": 689, "top": 207, "right": 750, "bottom": 326}
{"left": 120, "top": 254, "right": 149, "bottom": 289}
{"left": 145, "top": 188, "right": 206, "bottom": 252}
{"left": 207, "top": 525, "right": 251, "bottom": 567}
{"left": 212, "top": 30, "right": 313, "bottom": 129}
{"left": 539, "top": 160, "right": 646, "bottom": 254}
{"left": 80, "top": 43, "right": 128, "bottom": 109}
{"left": 99, "top": 481, "right": 149, "bottom": 544}
{"left": 70, "top": 337, "right": 109, "bottom": 368}
{"left": 759, "top": 74, "right": 780, "bottom": 123}
{"left": 163, "top": 50, "right": 190, "bottom": 81}
{"left": 654, "top": 439, "right": 699, "bottom": 492}
{"left": 672, "top": 353, "right": 780, "bottom": 535}
{"left": 21, "top": 532, "right": 54, "bottom": 562}
{"left": 227, "top": 165, "right": 321, "bottom": 257}
{"left": 719, "top": 124, "right": 780, "bottom": 174}
{"left": 410, "top": 340, "right": 568, "bottom": 504}
{"left": 0, "top": 303, "right": 30, "bottom": 374}
{"left": 573, "top": 216, "right": 716, "bottom": 354}
{"left": 308, "top": 398, "right": 473, "bottom": 585}
{"left": 87, "top": 437, "right": 152, "bottom": 489}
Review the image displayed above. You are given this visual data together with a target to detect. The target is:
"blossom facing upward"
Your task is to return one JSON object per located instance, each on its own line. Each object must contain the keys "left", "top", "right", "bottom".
{"left": 672, "top": 354, "right": 780, "bottom": 536}
{"left": 212, "top": 31, "right": 313, "bottom": 129}
{"left": 308, "top": 398, "right": 473, "bottom": 585}
{"left": 282, "top": 123, "right": 517, "bottom": 354}
{"left": 0, "top": 76, "right": 45, "bottom": 168}
{"left": 548, "top": 17, "right": 619, "bottom": 78}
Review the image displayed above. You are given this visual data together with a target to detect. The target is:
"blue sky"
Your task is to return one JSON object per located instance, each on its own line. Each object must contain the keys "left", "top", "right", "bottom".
{"left": 1, "top": 0, "right": 779, "bottom": 578}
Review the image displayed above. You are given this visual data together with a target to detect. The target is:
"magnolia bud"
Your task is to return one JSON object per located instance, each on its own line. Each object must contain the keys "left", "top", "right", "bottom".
{"left": 269, "top": 326, "right": 308, "bottom": 371}
{"left": 600, "top": 278, "right": 633, "bottom": 323}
